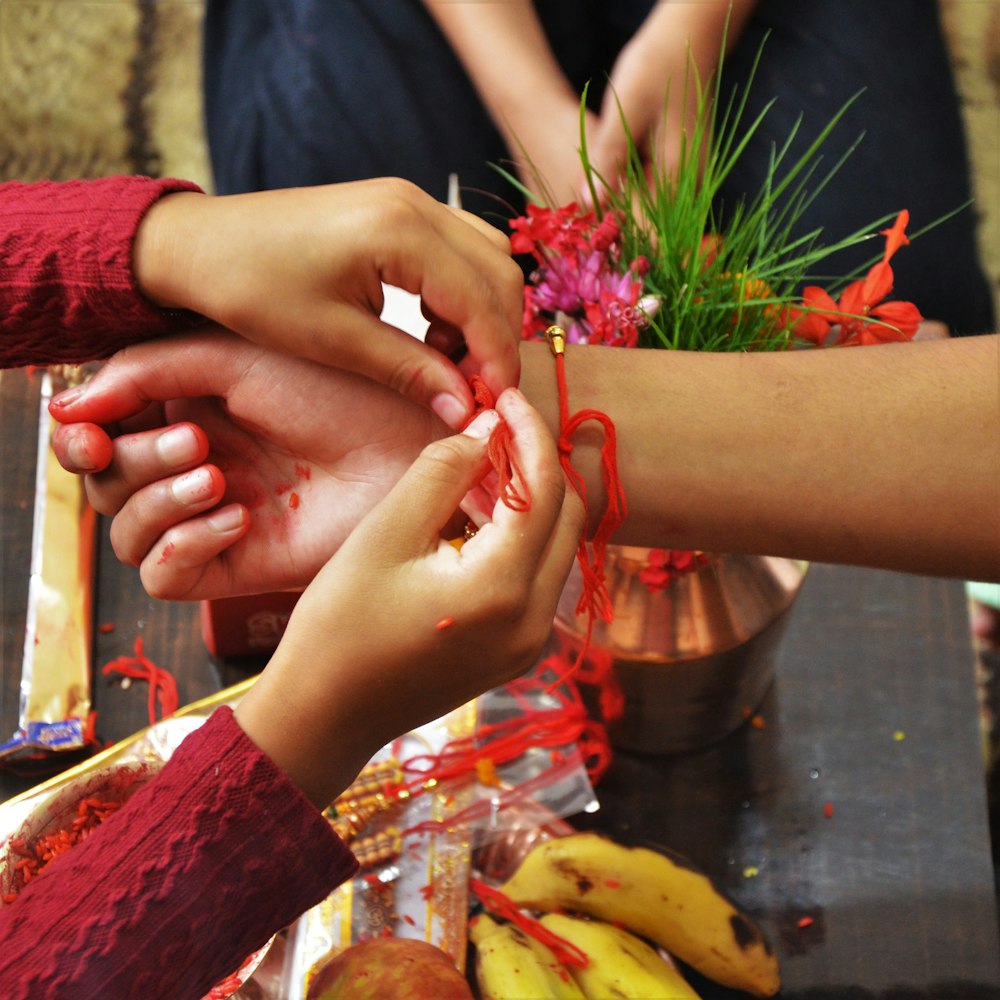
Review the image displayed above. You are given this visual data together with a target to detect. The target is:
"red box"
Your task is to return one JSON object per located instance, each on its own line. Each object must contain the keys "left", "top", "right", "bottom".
{"left": 200, "top": 592, "right": 301, "bottom": 658}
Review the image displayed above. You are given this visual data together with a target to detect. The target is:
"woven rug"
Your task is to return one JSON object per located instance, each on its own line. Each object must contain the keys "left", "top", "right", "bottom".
{"left": 0, "top": 0, "right": 211, "bottom": 188}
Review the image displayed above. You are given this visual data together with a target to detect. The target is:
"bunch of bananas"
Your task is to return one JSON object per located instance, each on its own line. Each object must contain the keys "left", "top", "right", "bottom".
{"left": 472, "top": 831, "right": 780, "bottom": 999}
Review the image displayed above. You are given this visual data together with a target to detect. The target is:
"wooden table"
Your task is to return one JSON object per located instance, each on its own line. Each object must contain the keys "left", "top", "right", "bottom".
{"left": 3, "top": 367, "right": 999, "bottom": 997}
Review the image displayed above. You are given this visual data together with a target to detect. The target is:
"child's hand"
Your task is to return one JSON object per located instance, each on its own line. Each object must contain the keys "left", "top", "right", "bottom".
{"left": 235, "top": 388, "right": 584, "bottom": 807}
{"left": 133, "top": 178, "right": 523, "bottom": 426}
{"left": 49, "top": 329, "right": 445, "bottom": 600}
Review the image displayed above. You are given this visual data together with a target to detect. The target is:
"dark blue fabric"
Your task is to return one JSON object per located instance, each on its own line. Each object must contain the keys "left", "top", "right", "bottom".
{"left": 204, "top": 0, "right": 994, "bottom": 335}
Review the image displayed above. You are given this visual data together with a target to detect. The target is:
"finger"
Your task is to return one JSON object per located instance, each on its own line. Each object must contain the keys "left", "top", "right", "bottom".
{"left": 108, "top": 464, "right": 227, "bottom": 565}
{"left": 358, "top": 408, "right": 501, "bottom": 560}
{"left": 48, "top": 327, "right": 254, "bottom": 427}
{"left": 447, "top": 205, "right": 512, "bottom": 253}
{"left": 312, "top": 307, "right": 479, "bottom": 430}
{"left": 51, "top": 422, "right": 115, "bottom": 474}
{"left": 424, "top": 208, "right": 523, "bottom": 399}
{"left": 476, "top": 387, "right": 569, "bottom": 556}
{"left": 84, "top": 423, "right": 209, "bottom": 515}
{"left": 137, "top": 504, "right": 250, "bottom": 601}
{"left": 525, "top": 481, "right": 586, "bottom": 619}
{"left": 375, "top": 196, "right": 522, "bottom": 401}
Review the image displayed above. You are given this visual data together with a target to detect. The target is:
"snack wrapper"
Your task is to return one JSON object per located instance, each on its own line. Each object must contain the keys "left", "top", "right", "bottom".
{"left": 0, "top": 370, "right": 96, "bottom": 763}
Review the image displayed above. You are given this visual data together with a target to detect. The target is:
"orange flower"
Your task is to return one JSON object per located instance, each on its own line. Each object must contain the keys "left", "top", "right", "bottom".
{"left": 792, "top": 211, "right": 922, "bottom": 347}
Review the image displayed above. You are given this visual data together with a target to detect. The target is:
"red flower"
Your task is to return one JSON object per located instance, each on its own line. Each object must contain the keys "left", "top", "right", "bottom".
{"left": 792, "top": 211, "right": 922, "bottom": 347}
{"left": 638, "top": 549, "right": 708, "bottom": 592}
{"left": 510, "top": 202, "right": 596, "bottom": 261}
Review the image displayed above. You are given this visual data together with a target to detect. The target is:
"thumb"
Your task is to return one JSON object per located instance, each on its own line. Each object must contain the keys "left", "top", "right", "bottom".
{"left": 355, "top": 409, "right": 501, "bottom": 560}
{"left": 48, "top": 328, "right": 259, "bottom": 426}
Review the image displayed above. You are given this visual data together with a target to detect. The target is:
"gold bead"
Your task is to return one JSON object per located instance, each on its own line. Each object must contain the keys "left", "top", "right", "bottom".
{"left": 545, "top": 325, "right": 567, "bottom": 356}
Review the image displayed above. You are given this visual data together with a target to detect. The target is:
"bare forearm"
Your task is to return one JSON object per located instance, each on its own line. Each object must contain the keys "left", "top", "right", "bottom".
{"left": 422, "top": 0, "right": 576, "bottom": 148}
{"left": 520, "top": 336, "right": 1000, "bottom": 580}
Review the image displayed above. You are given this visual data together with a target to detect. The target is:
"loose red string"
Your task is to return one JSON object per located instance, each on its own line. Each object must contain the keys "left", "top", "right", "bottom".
{"left": 101, "top": 637, "right": 179, "bottom": 725}
{"left": 469, "top": 879, "right": 590, "bottom": 968}
{"left": 466, "top": 375, "right": 531, "bottom": 512}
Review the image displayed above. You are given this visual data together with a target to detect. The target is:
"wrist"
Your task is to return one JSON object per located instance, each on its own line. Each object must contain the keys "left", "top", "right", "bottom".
{"left": 132, "top": 190, "right": 206, "bottom": 311}
{"left": 234, "top": 644, "right": 374, "bottom": 809}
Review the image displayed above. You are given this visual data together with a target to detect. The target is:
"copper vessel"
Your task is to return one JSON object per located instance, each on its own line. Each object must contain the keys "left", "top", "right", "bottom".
{"left": 554, "top": 548, "right": 807, "bottom": 754}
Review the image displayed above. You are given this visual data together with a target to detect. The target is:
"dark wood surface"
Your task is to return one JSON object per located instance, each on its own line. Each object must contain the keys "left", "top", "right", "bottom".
{"left": 3, "top": 367, "right": 999, "bottom": 997}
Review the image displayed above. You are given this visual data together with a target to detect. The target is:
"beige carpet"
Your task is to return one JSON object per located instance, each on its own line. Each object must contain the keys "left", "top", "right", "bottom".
{"left": 0, "top": 0, "right": 211, "bottom": 189}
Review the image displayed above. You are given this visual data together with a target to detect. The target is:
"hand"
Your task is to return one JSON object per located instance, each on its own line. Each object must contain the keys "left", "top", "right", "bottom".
{"left": 133, "top": 178, "right": 523, "bottom": 427}
{"left": 506, "top": 95, "right": 600, "bottom": 206}
{"left": 50, "top": 328, "right": 445, "bottom": 600}
{"left": 235, "top": 388, "right": 585, "bottom": 806}
{"left": 581, "top": 0, "right": 756, "bottom": 202}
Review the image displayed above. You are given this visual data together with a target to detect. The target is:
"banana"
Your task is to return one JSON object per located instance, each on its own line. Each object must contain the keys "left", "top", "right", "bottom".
{"left": 499, "top": 832, "right": 780, "bottom": 997}
{"left": 470, "top": 913, "right": 586, "bottom": 1000}
{"left": 540, "top": 913, "right": 702, "bottom": 999}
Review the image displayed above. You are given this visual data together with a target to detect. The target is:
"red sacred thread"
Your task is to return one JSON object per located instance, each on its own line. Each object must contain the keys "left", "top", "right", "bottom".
{"left": 397, "top": 660, "right": 612, "bottom": 791}
{"left": 466, "top": 375, "right": 530, "bottom": 512}
{"left": 566, "top": 642, "right": 625, "bottom": 725}
{"left": 546, "top": 327, "right": 627, "bottom": 680}
{"left": 469, "top": 879, "right": 589, "bottom": 968}
{"left": 101, "top": 637, "right": 179, "bottom": 725}
{"left": 401, "top": 750, "right": 584, "bottom": 840}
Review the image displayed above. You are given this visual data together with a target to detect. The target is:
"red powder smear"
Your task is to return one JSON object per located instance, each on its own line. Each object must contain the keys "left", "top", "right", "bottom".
{"left": 288, "top": 492, "right": 300, "bottom": 509}
{"left": 274, "top": 483, "right": 291, "bottom": 496}
{"left": 97, "top": 622, "right": 115, "bottom": 634}
{"left": 243, "top": 483, "right": 268, "bottom": 510}
{"left": 823, "top": 802, "right": 834, "bottom": 819}
{"left": 435, "top": 616, "right": 455, "bottom": 630}
{"left": 157, "top": 541, "right": 175, "bottom": 565}
{"left": 797, "top": 915, "right": 815, "bottom": 929}
{"left": 295, "top": 463, "right": 312, "bottom": 481}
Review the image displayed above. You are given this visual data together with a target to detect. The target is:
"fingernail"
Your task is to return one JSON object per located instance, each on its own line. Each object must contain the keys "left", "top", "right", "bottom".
{"left": 206, "top": 504, "right": 246, "bottom": 534}
{"left": 462, "top": 409, "right": 500, "bottom": 439}
{"left": 156, "top": 425, "right": 200, "bottom": 467}
{"left": 170, "top": 467, "right": 215, "bottom": 506}
{"left": 431, "top": 392, "right": 470, "bottom": 429}
{"left": 50, "top": 385, "right": 87, "bottom": 409}
{"left": 66, "top": 434, "right": 97, "bottom": 472}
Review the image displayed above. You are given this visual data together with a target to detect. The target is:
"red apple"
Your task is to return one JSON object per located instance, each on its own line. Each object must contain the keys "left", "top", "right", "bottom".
{"left": 305, "top": 937, "right": 473, "bottom": 999}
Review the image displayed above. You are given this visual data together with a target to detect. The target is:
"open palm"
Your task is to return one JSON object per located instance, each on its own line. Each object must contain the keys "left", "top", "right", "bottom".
{"left": 52, "top": 329, "right": 445, "bottom": 600}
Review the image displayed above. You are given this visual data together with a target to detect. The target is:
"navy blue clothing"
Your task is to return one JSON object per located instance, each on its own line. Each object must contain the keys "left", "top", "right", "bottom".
{"left": 204, "top": 0, "right": 994, "bottom": 335}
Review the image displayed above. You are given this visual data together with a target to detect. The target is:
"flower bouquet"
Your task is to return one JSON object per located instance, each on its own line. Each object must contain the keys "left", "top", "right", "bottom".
{"left": 507, "top": 53, "right": 927, "bottom": 752}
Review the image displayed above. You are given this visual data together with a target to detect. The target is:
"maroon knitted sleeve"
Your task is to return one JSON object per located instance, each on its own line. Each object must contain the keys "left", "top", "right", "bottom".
{"left": 0, "top": 176, "right": 205, "bottom": 369}
{"left": 0, "top": 706, "right": 358, "bottom": 1000}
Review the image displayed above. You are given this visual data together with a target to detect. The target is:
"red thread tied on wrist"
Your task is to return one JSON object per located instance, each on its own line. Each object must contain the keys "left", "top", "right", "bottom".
{"left": 465, "top": 346, "right": 626, "bottom": 687}
{"left": 545, "top": 326, "right": 627, "bottom": 679}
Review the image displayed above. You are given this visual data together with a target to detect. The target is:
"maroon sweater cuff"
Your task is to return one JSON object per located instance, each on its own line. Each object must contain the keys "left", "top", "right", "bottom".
{"left": 0, "top": 706, "right": 358, "bottom": 999}
{"left": 0, "top": 176, "right": 205, "bottom": 369}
